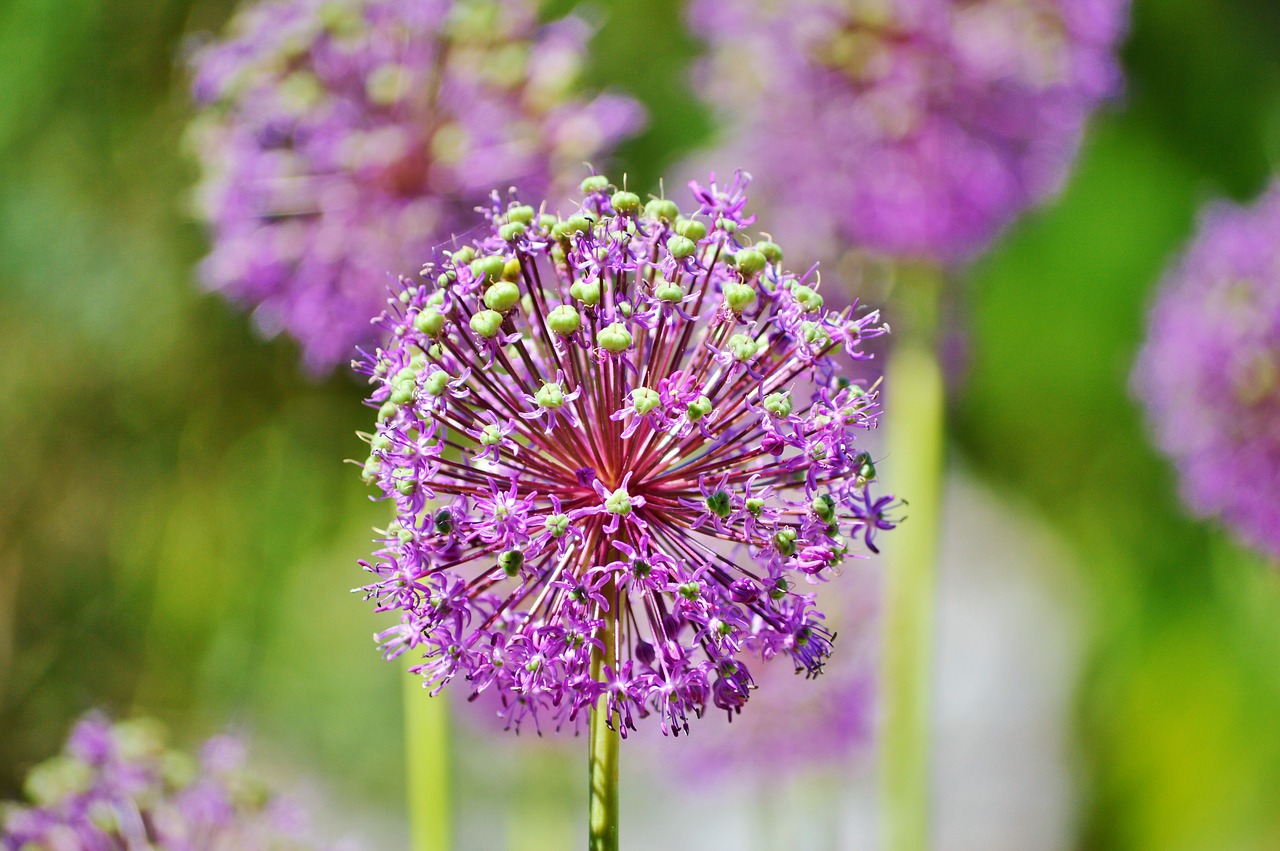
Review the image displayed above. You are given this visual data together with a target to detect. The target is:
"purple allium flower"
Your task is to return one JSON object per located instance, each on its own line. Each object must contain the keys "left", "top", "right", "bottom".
{"left": 356, "top": 172, "right": 898, "bottom": 736}
{"left": 189, "top": 0, "right": 644, "bottom": 374}
{"left": 1132, "top": 184, "right": 1280, "bottom": 561}
{"left": 687, "top": 0, "right": 1128, "bottom": 263}
{"left": 1, "top": 713, "right": 343, "bottom": 851}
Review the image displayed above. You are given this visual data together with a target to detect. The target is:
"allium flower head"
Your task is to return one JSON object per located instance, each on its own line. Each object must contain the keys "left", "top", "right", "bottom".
{"left": 1132, "top": 184, "right": 1280, "bottom": 561}
{"left": 356, "top": 172, "right": 898, "bottom": 735}
{"left": 2, "top": 713, "right": 340, "bottom": 851}
{"left": 689, "top": 0, "right": 1128, "bottom": 263}
{"left": 189, "top": 0, "right": 644, "bottom": 373}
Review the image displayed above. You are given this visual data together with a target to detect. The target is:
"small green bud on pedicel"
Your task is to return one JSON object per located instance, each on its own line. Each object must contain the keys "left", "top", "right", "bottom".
{"left": 451, "top": 246, "right": 475, "bottom": 266}
{"left": 377, "top": 401, "right": 397, "bottom": 422}
{"left": 705, "top": 490, "right": 732, "bottom": 519}
{"left": 499, "top": 549, "right": 524, "bottom": 577}
{"left": 598, "top": 322, "right": 633, "bottom": 353}
{"left": 645, "top": 198, "right": 680, "bottom": 221}
{"left": 507, "top": 205, "right": 536, "bottom": 224}
{"left": 763, "top": 391, "right": 792, "bottom": 417}
{"left": 470, "top": 255, "right": 505, "bottom": 284}
{"left": 580, "top": 175, "right": 611, "bottom": 194}
{"left": 735, "top": 249, "right": 767, "bottom": 276}
{"left": 668, "top": 235, "right": 696, "bottom": 259}
{"left": 499, "top": 221, "right": 526, "bottom": 241}
{"left": 414, "top": 307, "right": 446, "bottom": 336}
{"left": 535, "top": 382, "right": 565, "bottom": 409}
{"left": 679, "top": 581, "right": 701, "bottom": 600}
{"left": 569, "top": 279, "right": 601, "bottom": 306}
{"left": 792, "top": 285, "right": 824, "bottom": 311}
{"left": 423, "top": 370, "right": 450, "bottom": 396}
{"left": 754, "top": 240, "right": 783, "bottom": 263}
{"left": 612, "top": 191, "right": 641, "bottom": 213}
{"left": 605, "top": 488, "right": 632, "bottom": 515}
{"left": 675, "top": 218, "right": 707, "bottom": 241}
{"left": 745, "top": 497, "right": 765, "bottom": 517}
{"left": 632, "top": 387, "right": 660, "bottom": 414}
{"left": 484, "top": 280, "right": 521, "bottom": 312}
{"left": 370, "top": 433, "right": 392, "bottom": 453}
{"left": 394, "top": 469, "right": 417, "bottom": 496}
{"left": 724, "top": 283, "right": 756, "bottom": 313}
{"left": 470, "top": 309, "right": 504, "bottom": 338}
{"left": 545, "top": 513, "right": 569, "bottom": 537}
{"left": 547, "top": 305, "right": 581, "bottom": 335}
{"left": 361, "top": 456, "right": 380, "bottom": 484}
{"left": 479, "top": 423, "right": 504, "bottom": 446}
{"left": 812, "top": 494, "right": 836, "bottom": 523}
{"left": 656, "top": 281, "right": 684, "bottom": 303}
{"left": 774, "top": 527, "right": 798, "bottom": 556}
{"left": 434, "top": 508, "right": 454, "bottom": 534}
{"left": 727, "top": 333, "right": 759, "bottom": 362}
{"left": 687, "top": 395, "right": 713, "bottom": 421}
{"left": 716, "top": 216, "right": 738, "bottom": 233}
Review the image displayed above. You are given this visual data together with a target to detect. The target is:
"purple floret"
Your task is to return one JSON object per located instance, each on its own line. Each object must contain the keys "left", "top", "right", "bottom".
{"left": 355, "top": 172, "right": 899, "bottom": 736}
{"left": 189, "top": 0, "right": 644, "bottom": 374}
{"left": 687, "top": 0, "right": 1128, "bottom": 263}
{"left": 1132, "top": 184, "right": 1280, "bottom": 561}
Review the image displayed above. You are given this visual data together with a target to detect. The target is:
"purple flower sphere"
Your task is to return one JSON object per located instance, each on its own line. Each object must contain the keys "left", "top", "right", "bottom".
{"left": 688, "top": 0, "right": 1128, "bottom": 263}
{"left": 189, "top": 0, "right": 644, "bottom": 374}
{"left": 1132, "top": 184, "right": 1280, "bottom": 561}
{"left": 356, "top": 173, "right": 898, "bottom": 736}
{"left": 2, "top": 713, "right": 342, "bottom": 851}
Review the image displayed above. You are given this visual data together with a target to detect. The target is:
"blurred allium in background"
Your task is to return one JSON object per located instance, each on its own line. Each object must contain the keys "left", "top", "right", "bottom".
{"left": 688, "top": 0, "right": 1128, "bottom": 263}
{"left": 1, "top": 714, "right": 344, "bottom": 851}
{"left": 356, "top": 173, "right": 896, "bottom": 736}
{"left": 188, "top": 0, "right": 644, "bottom": 373}
{"left": 1132, "top": 183, "right": 1280, "bottom": 562}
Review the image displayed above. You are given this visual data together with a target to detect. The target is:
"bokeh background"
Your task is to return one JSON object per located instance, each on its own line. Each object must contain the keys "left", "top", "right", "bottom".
{"left": 3, "top": 0, "right": 1280, "bottom": 848}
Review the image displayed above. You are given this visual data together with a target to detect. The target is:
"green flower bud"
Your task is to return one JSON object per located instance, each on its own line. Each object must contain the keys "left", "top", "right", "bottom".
{"left": 483, "top": 280, "right": 521, "bottom": 312}
{"left": 763, "top": 391, "right": 792, "bottom": 417}
{"left": 800, "top": 321, "right": 830, "bottom": 348}
{"left": 470, "top": 255, "right": 506, "bottom": 284}
{"left": 667, "top": 235, "right": 696, "bottom": 259}
{"left": 656, "top": 280, "right": 684, "bottom": 303}
{"left": 792, "top": 285, "right": 824, "bottom": 311}
{"left": 394, "top": 470, "right": 418, "bottom": 496}
{"left": 451, "top": 246, "right": 476, "bottom": 266}
{"left": 612, "top": 190, "right": 641, "bottom": 214}
{"left": 687, "top": 395, "right": 713, "bottom": 421}
{"left": 389, "top": 376, "right": 416, "bottom": 406}
{"left": 769, "top": 576, "right": 790, "bottom": 600}
{"left": 812, "top": 493, "right": 836, "bottom": 523}
{"left": 361, "top": 455, "right": 380, "bottom": 484}
{"left": 631, "top": 558, "right": 652, "bottom": 579}
{"left": 569, "top": 279, "right": 601, "bottom": 306}
{"left": 580, "top": 175, "right": 611, "bottom": 194}
{"left": 507, "top": 204, "right": 536, "bottom": 224}
{"left": 598, "top": 322, "right": 633, "bottom": 353}
{"left": 565, "top": 214, "right": 594, "bottom": 235}
{"left": 809, "top": 440, "right": 828, "bottom": 461}
{"left": 423, "top": 369, "right": 451, "bottom": 396}
{"left": 726, "top": 333, "right": 759, "bottom": 362}
{"left": 502, "top": 258, "right": 522, "bottom": 281}
{"left": 754, "top": 240, "right": 783, "bottom": 263}
{"left": 499, "top": 221, "right": 526, "bottom": 241}
{"left": 427, "top": 289, "right": 446, "bottom": 306}
{"left": 723, "top": 282, "right": 756, "bottom": 313}
{"left": 716, "top": 216, "right": 738, "bottom": 233}
{"left": 705, "top": 489, "right": 732, "bottom": 519}
{"left": 370, "top": 433, "right": 392, "bottom": 453}
{"left": 535, "top": 382, "right": 565, "bottom": 409}
{"left": 469, "top": 309, "right": 504, "bottom": 339}
{"left": 545, "top": 513, "right": 569, "bottom": 537}
{"left": 377, "top": 400, "right": 398, "bottom": 422}
{"left": 735, "top": 248, "right": 767, "bottom": 276}
{"left": 605, "top": 488, "right": 632, "bottom": 515}
{"left": 631, "top": 387, "right": 660, "bottom": 414}
{"left": 434, "top": 508, "right": 454, "bottom": 534}
{"left": 479, "top": 423, "right": 504, "bottom": 446}
{"left": 538, "top": 213, "right": 559, "bottom": 229}
{"left": 745, "top": 497, "right": 765, "bottom": 517}
{"left": 499, "top": 549, "right": 524, "bottom": 577}
{"left": 675, "top": 218, "right": 707, "bottom": 241}
{"left": 547, "top": 305, "right": 581, "bottom": 335}
{"left": 644, "top": 198, "right": 680, "bottom": 221}
{"left": 413, "top": 307, "right": 447, "bottom": 337}
{"left": 854, "top": 451, "right": 876, "bottom": 483}
{"left": 679, "top": 581, "right": 701, "bottom": 601}
{"left": 773, "top": 527, "right": 798, "bottom": 557}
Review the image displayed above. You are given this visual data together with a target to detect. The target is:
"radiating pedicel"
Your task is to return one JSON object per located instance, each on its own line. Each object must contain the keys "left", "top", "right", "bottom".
{"left": 1132, "top": 183, "right": 1280, "bottom": 562}
{"left": 355, "top": 173, "right": 898, "bottom": 736}
{"left": 189, "top": 0, "right": 643, "bottom": 373}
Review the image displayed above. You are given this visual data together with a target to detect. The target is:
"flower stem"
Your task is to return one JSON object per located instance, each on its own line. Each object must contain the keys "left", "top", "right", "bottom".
{"left": 881, "top": 265, "right": 945, "bottom": 851}
{"left": 588, "top": 627, "right": 620, "bottom": 851}
{"left": 404, "top": 673, "right": 452, "bottom": 851}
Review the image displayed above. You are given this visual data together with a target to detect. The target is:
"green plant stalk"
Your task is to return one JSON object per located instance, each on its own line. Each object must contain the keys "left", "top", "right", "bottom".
{"left": 588, "top": 624, "right": 620, "bottom": 851}
{"left": 881, "top": 269, "right": 945, "bottom": 851}
{"left": 404, "top": 673, "right": 452, "bottom": 851}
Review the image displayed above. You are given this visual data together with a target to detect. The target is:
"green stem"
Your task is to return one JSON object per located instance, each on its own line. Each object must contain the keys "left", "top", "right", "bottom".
{"left": 881, "top": 266, "right": 945, "bottom": 851}
{"left": 588, "top": 629, "right": 620, "bottom": 851}
{"left": 404, "top": 673, "right": 452, "bottom": 851}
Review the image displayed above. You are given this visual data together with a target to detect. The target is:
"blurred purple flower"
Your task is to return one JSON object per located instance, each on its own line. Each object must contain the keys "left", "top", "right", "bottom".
{"left": 687, "top": 0, "right": 1128, "bottom": 263}
{"left": 2, "top": 713, "right": 346, "bottom": 851}
{"left": 1132, "top": 184, "right": 1280, "bottom": 561}
{"left": 189, "top": 0, "right": 644, "bottom": 374}
{"left": 355, "top": 173, "right": 898, "bottom": 736}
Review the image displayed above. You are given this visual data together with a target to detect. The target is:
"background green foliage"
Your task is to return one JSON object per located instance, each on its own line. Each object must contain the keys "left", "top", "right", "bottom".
{"left": 2, "top": 0, "right": 1279, "bottom": 845}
